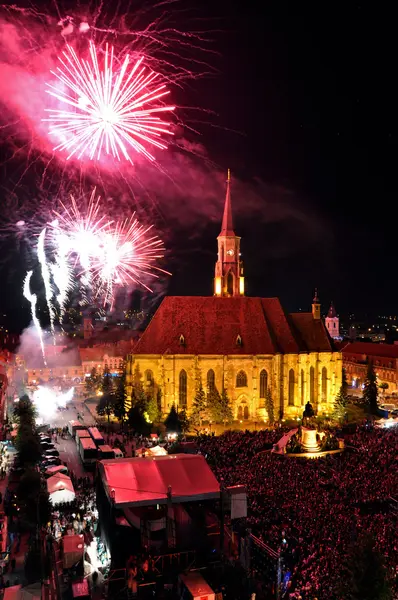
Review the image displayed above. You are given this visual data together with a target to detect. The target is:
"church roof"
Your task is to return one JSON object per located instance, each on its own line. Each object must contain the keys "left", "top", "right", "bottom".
{"left": 132, "top": 296, "right": 335, "bottom": 356}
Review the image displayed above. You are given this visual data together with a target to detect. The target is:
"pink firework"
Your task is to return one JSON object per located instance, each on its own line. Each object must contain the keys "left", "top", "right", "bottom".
{"left": 91, "top": 215, "right": 170, "bottom": 307}
{"left": 44, "top": 41, "right": 175, "bottom": 163}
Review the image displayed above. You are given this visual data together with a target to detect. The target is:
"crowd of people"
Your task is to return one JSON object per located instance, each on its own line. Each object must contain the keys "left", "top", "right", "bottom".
{"left": 198, "top": 426, "right": 398, "bottom": 599}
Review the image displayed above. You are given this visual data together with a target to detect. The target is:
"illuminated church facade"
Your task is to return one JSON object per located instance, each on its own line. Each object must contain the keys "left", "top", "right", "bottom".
{"left": 126, "top": 172, "right": 342, "bottom": 420}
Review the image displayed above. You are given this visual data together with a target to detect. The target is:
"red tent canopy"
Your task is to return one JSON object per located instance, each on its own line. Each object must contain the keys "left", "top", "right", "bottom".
{"left": 99, "top": 454, "right": 220, "bottom": 508}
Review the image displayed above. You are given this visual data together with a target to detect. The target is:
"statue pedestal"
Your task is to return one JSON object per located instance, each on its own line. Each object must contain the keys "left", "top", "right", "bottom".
{"left": 301, "top": 428, "right": 320, "bottom": 453}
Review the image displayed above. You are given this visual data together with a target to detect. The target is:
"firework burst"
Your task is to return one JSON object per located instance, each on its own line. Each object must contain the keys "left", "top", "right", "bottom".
{"left": 90, "top": 215, "right": 170, "bottom": 307}
{"left": 48, "top": 189, "right": 169, "bottom": 310}
{"left": 44, "top": 41, "right": 175, "bottom": 163}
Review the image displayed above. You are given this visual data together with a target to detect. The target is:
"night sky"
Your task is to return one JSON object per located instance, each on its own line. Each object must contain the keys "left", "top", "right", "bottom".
{"left": 0, "top": 1, "right": 396, "bottom": 332}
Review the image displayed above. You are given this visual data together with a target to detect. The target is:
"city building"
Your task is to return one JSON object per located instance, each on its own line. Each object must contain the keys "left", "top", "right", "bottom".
{"left": 325, "top": 302, "right": 340, "bottom": 339}
{"left": 126, "top": 173, "right": 342, "bottom": 420}
{"left": 342, "top": 341, "right": 398, "bottom": 394}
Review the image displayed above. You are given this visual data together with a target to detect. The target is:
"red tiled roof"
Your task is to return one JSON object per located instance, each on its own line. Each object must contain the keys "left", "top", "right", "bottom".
{"left": 289, "top": 313, "right": 334, "bottom": 352}
{"left": 132, "top": 297, "right": 335, "bottom": 355}
{"left": 342, "top": 342, "right": 398, "bottom": 359}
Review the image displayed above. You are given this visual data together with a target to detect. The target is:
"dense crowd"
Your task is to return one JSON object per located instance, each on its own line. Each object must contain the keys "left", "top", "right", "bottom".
{"left": 198, "top": 427, "right": 398, "bottom": 599}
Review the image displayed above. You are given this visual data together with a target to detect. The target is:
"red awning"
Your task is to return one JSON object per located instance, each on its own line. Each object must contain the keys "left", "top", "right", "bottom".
{"left": 99, "top": 454, "right": 220, "bottom": 508}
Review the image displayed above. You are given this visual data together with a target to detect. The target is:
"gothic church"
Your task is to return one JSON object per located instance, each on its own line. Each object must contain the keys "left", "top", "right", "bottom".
{"left": 126, "top": 173, "right": 342, "bottom": 420}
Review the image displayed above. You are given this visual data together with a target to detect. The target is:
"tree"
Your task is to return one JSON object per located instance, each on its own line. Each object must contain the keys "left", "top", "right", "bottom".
{"left": 146, "top": 392, "right": 162, "bottom": 424}
{"left": 363, "top": 361, "right": 379, "bottom": 414}
{"left": 333, "top": 369, "right": 349, "bottom": 423}
{"left": 340, "top": 535, "right": 392, "bottom": 600}
{"left": 127, "top": 405, "right": 150, "bottom": 436}
{"left": 208, "top": 388, "right": 233, "bottom": 425}
{"left": 164, "top": 405, "right": 182, "bottom": 434}
{"left": 96, "top": 394, "right": 115, "bottom": 427}
{"left": 113, "top": 370, "right": 127, "bottom": 426}
{"left": 265, "top": 388, "right": 274, "bottom": 424}
{"left": 190, "top": 381, "right": 207, "bottom": 426}
{"left": 14, "top": 395, "right": 36, "bottom": 425}
{"left": 17, "top": 469, "right": 51, "bottom": 530}
{"left": 85, "top": 367, "right": 100, "bottom": 397}
{"left": 131, "top": 364, "right": 147, "bottom": 411}
{"left": 101, "top": 365, "right": 114, "bottom": 396}
{"left": 178, "top": 408, "right": 190, "bottom": 433}
{"left": 15, "top": 425, "right": 42, "bottom": 466}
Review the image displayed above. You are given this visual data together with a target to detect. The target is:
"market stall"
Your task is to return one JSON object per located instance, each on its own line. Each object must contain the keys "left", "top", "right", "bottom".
{"left": 47, "top": 473, "right": 76, "bottom": 505}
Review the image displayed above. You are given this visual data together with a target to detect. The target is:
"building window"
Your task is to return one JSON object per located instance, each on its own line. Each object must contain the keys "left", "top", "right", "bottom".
{"left": 227, "top": 272, "right": 234, "bottom": 295}
{"left": 288, "top": 369, "right": 295, "bottom": 406}
{"left": 179, "top": 370, "right": 187, "bottom": 407}
{"left": 322, "top": 367, "right": 327, "bottom": 403}
{"left": 310, "top": 367, "right": 315, "bottom": 404}
{"left": 259, "top": 370, "right": 268, "bottom": 398}
{"left": 145, "top": 370, "right": 154, "bottom": 384}
{"left": 207, "top": 369, "right": 215, "bottom": 393}
{"left": 301, "top": 369, "right": 305, "bottom": 405}
{"left": 236, "top": 370, "right": 247, "bottom": 388}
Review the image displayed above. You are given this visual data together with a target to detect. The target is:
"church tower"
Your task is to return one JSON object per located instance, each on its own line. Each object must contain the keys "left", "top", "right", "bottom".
{"left": 325, "top": 302, "right": 340, "bottom": 339}
{"left": 312, "top": 289, "right": 321, "bottom": 320}
{"left": 214, "top": 170, "right": 244, "bottom": 296}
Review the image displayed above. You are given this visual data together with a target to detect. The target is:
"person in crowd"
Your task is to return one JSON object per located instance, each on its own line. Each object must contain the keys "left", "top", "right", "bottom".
{"left": 197, "top": 427, "right": 398, "bottom": 599}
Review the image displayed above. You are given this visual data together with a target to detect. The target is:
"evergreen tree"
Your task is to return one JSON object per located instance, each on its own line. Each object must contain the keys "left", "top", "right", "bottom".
{"left": 363, "top": 361, "right": 379, "bottom": 414}
{"left": 101, "top": 365, "right": 114, "bottom": 396}
{"left": 164, "top": 404, "right": 182, "bottom": 434}
{"left": 333, "top": 368, "right": 349, "bottom": 423}
{"left": 178, "top": 408, "right": 191, "bottom": 433}
{"left": 96, "top": 393, "right": 115, "bottom": 427}
{"left": 131, "top": 363, "right": 147, "bottom": 411}
{"left": 191, "top": 381, "right": 207, "bottom": 426}
{"left": 113, "top": 370, "right": 127, "bottom": 426}
{"left": 209, "top": 388, "right": 233, "bottom": 425}
{"left": 207, "top": 388, "right": 221, "bottom": 423}
{"left": 128, "top": 405, "right": 150, "bottom": 435}
{"left": 146, "top": 392, "right": 162, "bottom": 424}
{"left": 85, "top": 367, "right": 100, "bottom": 397}
{"left": 265, "top": 388, "right": 274, "bottom": 424}
{"left": 340, "top": 535, "right": 392, "bottom": 600}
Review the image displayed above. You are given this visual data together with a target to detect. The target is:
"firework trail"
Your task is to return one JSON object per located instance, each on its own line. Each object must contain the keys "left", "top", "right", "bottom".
{"left": 37, "top": 227, "right": 56, "bottom": 340}
{"left": 50, "top": 227, "right": 72, "bottom": 324}
{"left": 23, "top": 270, "right": 46, "bottom": 365}
{"left": 45, "top": 42, "right": 175, "bottom": 163}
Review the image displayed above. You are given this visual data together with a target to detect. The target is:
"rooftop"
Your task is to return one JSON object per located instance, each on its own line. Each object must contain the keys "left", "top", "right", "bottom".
{"left": 99, "top": 454, "right": 220, "bottom": 508}
{"left": 132, "top": 296, "right": 335, "bottom": 356}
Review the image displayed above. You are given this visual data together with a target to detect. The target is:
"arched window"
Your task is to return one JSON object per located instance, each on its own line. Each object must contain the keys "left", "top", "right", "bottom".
{"left": 145, "top": 369, "right": 153, "bottom": 384}
{"left": 236, "top": 370, "right": 247, "bottom": 388}
{"left": 288, "top": 369, "right": 295, "bottom": 406}
{"left": 207, "top": 369, "right": 215, "bottom": 393}
{"left": 179, "top": 369, "right": 187, "bottom": 407}
{"left": 259, "top": 370, "right": 268, "bottom": 399}
{"left": 321, "top": 367, "right": 327, "bottom": 402}
{"left": 238, "top": 406, "right": 243, "bottom": 419}
{"left": 310, "top": 366, "right": 315, "bottom": 404}
{"left": 243, "top": 406, "right": 249, "bottom": 420}
{"left": 301, "top": 369, "right": 305, "bottom": 405}
{"left": 227, "top": 272, "right": 234, "bottom": 295}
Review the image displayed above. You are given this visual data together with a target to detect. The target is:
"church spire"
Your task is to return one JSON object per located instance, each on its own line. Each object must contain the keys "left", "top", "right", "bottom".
{"left": 214, "top": 170, "right": 244, "bottom": 297}
{"left": 220, "top": 168, "right": 235, "bottom": 235}
{"left": 312, "top": 288, "right": 321, "bottom": 320}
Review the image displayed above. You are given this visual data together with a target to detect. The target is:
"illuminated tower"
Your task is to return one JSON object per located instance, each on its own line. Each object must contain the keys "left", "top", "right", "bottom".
{"left": 214, "top": 170, "right": 244, "bottom": 296}
{"left": 325, "top": 302, "right": 340, "bottom": 339}
{"left": 312, "top": 289, "right": 321, "bottom": 320}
